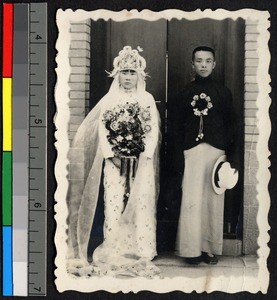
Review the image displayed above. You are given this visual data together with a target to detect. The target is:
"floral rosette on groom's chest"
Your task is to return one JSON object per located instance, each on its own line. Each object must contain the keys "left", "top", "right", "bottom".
{"left": 191, "top": 92, "right": 213, "bottom": 141}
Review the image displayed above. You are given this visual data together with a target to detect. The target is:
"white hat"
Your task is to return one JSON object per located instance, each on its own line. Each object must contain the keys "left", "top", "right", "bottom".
{"left": 212, "top": 155, "right": 239, "bottom": 195}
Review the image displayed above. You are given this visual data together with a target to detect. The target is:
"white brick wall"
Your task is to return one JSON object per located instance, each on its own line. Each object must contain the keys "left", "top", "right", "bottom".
{"left": 243, "top": 18, "right": 260, "bottom": 255}
{"left": 67, "top": 20, "right": 92, "bottom": 197}
{"left": 68, "top": 20, "right": 91, "bottom": 144}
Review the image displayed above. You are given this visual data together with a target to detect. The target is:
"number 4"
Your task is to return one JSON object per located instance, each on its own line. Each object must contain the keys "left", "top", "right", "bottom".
{"left": 35, "top": 34, "right": 42, "bottom": 40}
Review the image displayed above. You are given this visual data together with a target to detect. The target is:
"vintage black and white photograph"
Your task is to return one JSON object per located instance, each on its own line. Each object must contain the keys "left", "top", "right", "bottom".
{"left": 54, "top": 9, "right": 270, "bottom": 293}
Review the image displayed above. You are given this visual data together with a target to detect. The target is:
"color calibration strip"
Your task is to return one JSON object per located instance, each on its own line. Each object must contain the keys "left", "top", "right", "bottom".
{"left": 13, "top": 4, "right": 29, "bottom": 296}
{"left": 2, "top": 3, "right": 14, "bottom": 296}
{"left": 2, "top": 3, "right": 47, "bottom": 296}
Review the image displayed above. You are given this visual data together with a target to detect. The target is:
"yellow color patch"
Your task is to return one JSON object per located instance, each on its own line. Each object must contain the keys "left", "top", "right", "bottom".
{"left": 2, "top": 78, "right": 12, "bottom": 151}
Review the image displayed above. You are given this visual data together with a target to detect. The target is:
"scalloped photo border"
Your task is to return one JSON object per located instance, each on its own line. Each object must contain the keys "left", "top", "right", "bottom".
{"left": 54, "top": 8, "right": 270, "bottom": 294}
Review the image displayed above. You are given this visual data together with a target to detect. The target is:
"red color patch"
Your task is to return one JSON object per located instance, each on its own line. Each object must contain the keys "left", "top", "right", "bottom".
{"left": 2, "top": 3, "right": 14, "bottom": 77}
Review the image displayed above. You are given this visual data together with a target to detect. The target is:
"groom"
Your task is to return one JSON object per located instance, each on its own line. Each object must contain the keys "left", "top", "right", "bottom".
{"left": 173, "top": 46, "right": 239, "bottom": 265}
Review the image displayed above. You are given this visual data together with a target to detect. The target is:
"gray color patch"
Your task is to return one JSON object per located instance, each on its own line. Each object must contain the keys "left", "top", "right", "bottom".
{"left": 14, "top": 4, "right": 28, "bottom": 31}
{"left": 13, "top": 65, "right": 28, "bottom": 96}
{"left": 13, "top": 196, "right": 28, "bottom": 229}
{"left": 13, "top": 99, "right": 28, "bottom": 129}
{"left": 13, "top": 130, "right": 28, "bottom": 162}
{"left": 13, "top": 33, "right": 28, "bottom": 63}
{"left": 13, "top": 163, "right": 28, "bottom": 196}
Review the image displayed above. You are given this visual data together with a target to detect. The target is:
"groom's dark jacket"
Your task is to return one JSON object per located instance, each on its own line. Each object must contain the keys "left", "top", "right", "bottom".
{"left": 167, "top": 75, "right": 240, "bottom": 179}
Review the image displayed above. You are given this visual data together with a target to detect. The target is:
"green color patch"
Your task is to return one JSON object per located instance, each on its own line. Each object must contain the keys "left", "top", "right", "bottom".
{"left": 2, "top": 151, "right": 12, "bottom": 225}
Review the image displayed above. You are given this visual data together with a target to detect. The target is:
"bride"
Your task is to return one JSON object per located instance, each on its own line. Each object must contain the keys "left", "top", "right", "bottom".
{"left": 67, "top": 46, "right": 161, "bottom": 277}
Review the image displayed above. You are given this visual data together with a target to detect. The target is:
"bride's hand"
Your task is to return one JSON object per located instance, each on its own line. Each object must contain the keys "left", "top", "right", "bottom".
{"left": 110, "top": 157, "right": 121, "bottom": 169}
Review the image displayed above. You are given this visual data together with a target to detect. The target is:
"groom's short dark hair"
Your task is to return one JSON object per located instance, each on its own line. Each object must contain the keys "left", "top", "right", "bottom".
{"left": 192, "top": 46, "right": 216, "bottom": 61}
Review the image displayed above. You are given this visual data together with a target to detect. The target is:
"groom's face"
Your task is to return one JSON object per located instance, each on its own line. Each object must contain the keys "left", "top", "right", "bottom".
{"left": 192, "top": 51, "right": 216, "bottom": 78}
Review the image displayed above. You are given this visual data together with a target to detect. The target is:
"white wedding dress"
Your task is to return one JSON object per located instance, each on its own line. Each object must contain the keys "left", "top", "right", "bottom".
{"left": 67, "top": 76, "right": 161, "bottom": 278}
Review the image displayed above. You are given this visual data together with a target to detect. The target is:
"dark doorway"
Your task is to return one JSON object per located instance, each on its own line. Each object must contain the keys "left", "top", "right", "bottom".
{"left": 165, "top": 18, "right": 245, "bottom": 246}
{"left": 89, "top": 18, "right": 245, "bottom": 253}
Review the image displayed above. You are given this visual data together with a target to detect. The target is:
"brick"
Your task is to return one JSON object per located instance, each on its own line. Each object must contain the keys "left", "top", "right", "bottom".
{"left": 68, "top": 133, "right": 85, "bottom": 147}
{"left": 70, "top": 107, "right": 86, "bottom": 117}
{"left": 68, "top": 82, "right": 90, "bottom": 91}
{"left": 69, "top": 163, "right": 85, "bottom": 180}
{"left": 243, "top": 185, "right": 258, "bottom": 206}
{"left": 244, "top": 141, "right": 257, "bottom": 151}
{"left": 245, "top": 117, "right": 257, "bottom": 126}
{"left": 243, "top": 207, "right": 259, "bottom": 231}
{"left": 69, "top": 123, "right": 82, "bottom": 133}
{"left": 70, "top": 57, "right": 90, "bottom": 67}
{"left": 244, "top": 150, "right": 259, "bottom": 169}
{"left": 243, "top": 233, "right": 259, "bottom": 255}
{"left": 245, "top": 83, "right": 259, "bottom": 92}
{"left": 70, "top": 40, "right": 90, "bottom": 50}
{"left": 71, "top": 19, "right": 91, "bottom": 26}
{"left": 85, "top": 106, "right": 90, "bottom": 115}
{"left": 69, "top": 91, "right": 90, "bottom": 99}
{"left": 69, "top": 74, "right": 90, "bottom": 83}
{"left": 245, "top": 75, "right": 257, "bottom": 83}
{"left": 68, "top": 99, "right": 87, "bottom": 108}
{"left": 245, "top": 67, "right": 258, "bottom": 75}
{"left": 69, "top": 49, "right": 90, "bottom": 59}
{"left": 68, "top": 130, "right": 77, "bottom": 140}
{"left": 245, "top": 125, "right": 258, "bottom": 134}
{"left": 70, "top": 32, "right": 91, "bottom": 42}
{"left": 70, "top": 23, "right": 91, "bottom": 34}
{"left": 245, "top": 58, "right": 259, "bottom": 67}
{"left": 71, "top": 66, "right": 90, "bottom": 75}
{"left": 245, "top": 42, "right": 258, "bottom": 51}
{"left": 245, "top": 50, "right": 259, "bottom": 59}
{"left": 243, "top": 206, "right": 258, "bottom": 232}
{"left": 244, "top": 92, "right": 258, "bottom": 101}
{"left": 244, "top": 167, "right": 259, "bottom": 185}
{"left": 69, "top": 115, "right": 85, "bottom": 125}
{"left": 245, "top": 24, "right": 258, "bottom": 34}
{"left": 245, "top": 33, "right": 259, "bottom": 42}
{"left": 246, "top": 18, "right": 259, "bottom": 25}
{"left": 245, "top": 101, "right": 257, "bottom": 109}
{"left": 67, "top": 180, "right": 85, "bottom": 201}
{"left": 68, "top": 98, "right": 90, "bottom": 109}
{"left": 68, "top": 147, "right": 85, "bottom": 162}
{"left": 85, "top": 99, "right": 90, "bottom": 107}
{"left": 244, "top": 109, "right": 258, "bottom": 118}
{"left": 68, "top": 99, "right": 90, "bottom": 108}
{"left": 244, "top": 133, "right": 258, "bottom": 143}
{"left": 243, "top": 230, "right": 259, "bottom": 255}
{"left": 68, "top": 131, "right": 77, "bottom": 142}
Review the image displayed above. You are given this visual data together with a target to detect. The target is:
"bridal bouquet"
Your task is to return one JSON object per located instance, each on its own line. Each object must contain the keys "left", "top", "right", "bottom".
{"left": 102, "top": 101, "right": 152, "bottom": 157}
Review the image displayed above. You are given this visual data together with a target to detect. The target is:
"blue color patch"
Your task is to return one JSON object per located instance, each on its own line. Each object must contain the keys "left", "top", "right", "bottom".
{"left": 3, "top": 226, "right": 13, "bottom": 296}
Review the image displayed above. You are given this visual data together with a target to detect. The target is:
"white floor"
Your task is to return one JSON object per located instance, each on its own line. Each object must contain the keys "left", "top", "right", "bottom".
{"left": 154, "top": 252, "right": 259, "bottom": 279}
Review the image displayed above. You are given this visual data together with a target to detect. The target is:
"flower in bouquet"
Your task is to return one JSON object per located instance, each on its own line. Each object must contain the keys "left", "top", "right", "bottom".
{"left": 102, "top": 101, "right": 152, "bottom": 157}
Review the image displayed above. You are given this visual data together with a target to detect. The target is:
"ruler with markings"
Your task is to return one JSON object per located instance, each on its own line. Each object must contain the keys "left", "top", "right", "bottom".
{"left": 28, "top": 3, "right": 47, "bottom": 296}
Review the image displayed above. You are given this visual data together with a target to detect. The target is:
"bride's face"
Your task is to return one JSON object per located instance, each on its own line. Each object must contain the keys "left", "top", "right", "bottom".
{"left": 119, "top": 69, "right": 138, "bottom": 90}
